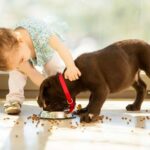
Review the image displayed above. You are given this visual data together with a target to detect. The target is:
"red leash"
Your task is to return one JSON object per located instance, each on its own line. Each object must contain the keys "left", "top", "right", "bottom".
{"left": 58, "top": 73, "right": 75, "bottom": 113}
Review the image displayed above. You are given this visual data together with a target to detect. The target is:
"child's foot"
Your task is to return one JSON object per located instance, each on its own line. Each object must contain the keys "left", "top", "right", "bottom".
{"left": 4, "top": 101, "right": 21, "bottom": 115}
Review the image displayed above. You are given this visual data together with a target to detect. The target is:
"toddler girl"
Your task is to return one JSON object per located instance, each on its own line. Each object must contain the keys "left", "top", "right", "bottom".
{"left": 0, "top": 18, "right": 81, "bottom": 114}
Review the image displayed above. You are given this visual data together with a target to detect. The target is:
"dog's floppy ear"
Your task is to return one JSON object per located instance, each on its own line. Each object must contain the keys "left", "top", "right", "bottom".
{"left": 37, "top": 74, "right": 61, "bottom": 108}
{"left": 37, "top": 79, "right": 50, "bottom": 108}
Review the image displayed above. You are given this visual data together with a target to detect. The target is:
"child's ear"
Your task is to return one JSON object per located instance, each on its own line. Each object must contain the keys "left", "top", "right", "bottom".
{"left": 14, "top": 31, "right": 23, "bottom": 42}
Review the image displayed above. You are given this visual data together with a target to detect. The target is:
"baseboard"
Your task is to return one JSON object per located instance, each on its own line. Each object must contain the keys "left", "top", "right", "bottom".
{"left": 0, "top": 90, "right": 39, "bottom": 99}
{"left": 0, "top": 72, "right": 150, "bottom": 99}
{"left": 0, "top": 89, "right": 150, "bottom": 100}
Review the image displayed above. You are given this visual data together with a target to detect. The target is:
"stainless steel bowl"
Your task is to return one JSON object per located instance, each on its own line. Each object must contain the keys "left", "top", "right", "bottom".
{"left": 39, "top": 111, "right": 76, "bottom": 120}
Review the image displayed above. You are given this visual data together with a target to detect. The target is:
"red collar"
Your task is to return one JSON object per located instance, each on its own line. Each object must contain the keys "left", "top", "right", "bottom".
{"left": 58, "top": 73, "right": 75, "bottom": 113}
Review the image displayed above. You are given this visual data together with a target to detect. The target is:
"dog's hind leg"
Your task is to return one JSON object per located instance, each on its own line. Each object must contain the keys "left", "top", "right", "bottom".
{"left": 126, "top": 74, "right": 146, "bottom": 111}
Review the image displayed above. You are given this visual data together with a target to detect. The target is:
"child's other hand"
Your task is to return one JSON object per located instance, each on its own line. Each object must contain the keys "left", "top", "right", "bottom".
{"left": 64, "top": 65, "right": 81, "bottom": 81}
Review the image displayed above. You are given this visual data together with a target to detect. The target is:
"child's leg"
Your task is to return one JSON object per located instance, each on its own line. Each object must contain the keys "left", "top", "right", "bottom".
{"left": 44, "top": 52, "right": 65, "bottom": 76}
{"left": 5, "top": 70, "right": 27, "bottom": 105}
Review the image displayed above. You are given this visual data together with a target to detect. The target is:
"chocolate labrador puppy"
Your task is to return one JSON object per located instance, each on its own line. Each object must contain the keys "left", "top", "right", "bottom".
{"left": 38, "top": 39, "right": 149, "bottom": 122}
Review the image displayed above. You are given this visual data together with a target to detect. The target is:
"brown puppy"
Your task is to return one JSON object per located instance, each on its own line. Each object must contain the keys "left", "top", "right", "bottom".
{"left": 38, "top": 39, "right": 149, "bottom": 122}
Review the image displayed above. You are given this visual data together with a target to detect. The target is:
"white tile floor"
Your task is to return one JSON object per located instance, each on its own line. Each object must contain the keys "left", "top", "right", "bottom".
{"left": 0, "top": 99, "right": 150, "bottom": 150}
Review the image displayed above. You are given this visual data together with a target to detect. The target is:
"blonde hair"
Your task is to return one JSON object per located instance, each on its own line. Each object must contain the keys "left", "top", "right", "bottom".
{"left": 0, "top": 28, "right": 19, "bottom": 71}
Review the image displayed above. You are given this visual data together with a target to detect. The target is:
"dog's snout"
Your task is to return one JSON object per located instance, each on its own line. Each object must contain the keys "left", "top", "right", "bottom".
{"left": 37, "top": 97, "right": 43, "bottom": 108}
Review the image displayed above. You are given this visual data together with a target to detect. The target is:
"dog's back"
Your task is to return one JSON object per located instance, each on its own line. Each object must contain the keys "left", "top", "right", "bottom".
{"left": 74, "top": 39, "right": 150, "bottom": 93}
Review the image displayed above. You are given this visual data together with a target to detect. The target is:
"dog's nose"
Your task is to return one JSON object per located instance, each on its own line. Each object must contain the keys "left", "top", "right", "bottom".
{"left": 37, "top": 98, "right": 43, "bottom": 107}
{"left": 43, "top": 105, "right": 51, "bottom": 111}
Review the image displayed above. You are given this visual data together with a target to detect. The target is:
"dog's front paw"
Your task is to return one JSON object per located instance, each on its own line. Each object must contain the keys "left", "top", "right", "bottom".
{"left": 126, "top": 104, "right": 140, "bottom": 111}
{"left": 79, "top": 113, "right": 103, "bottom": 123}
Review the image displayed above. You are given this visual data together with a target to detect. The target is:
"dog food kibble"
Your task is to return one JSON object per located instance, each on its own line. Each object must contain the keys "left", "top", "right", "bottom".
{"left": 27, "top": 116, "right": 32, "bottom": 120}
{"left": 41, "top": 123, "right": 44, "bottom": 126}
{"left": 105, "top": 116, "right": 108, "bottom": 120}
{"left": 16, "top": 121, "right": 19, "bottom": 125}
{"left": 77, "top": 104, "right": 82, "bottom": 110}
{"left": 27, "top": 114, "right": 40, "bottom": 122}
{"left": 48, "top": 129, "right": 51, "bottom": 132}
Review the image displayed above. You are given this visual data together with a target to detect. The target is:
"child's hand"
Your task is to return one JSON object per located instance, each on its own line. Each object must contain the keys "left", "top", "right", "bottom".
{"left": 64, "top": 65, "right": 81, "bottom": 81}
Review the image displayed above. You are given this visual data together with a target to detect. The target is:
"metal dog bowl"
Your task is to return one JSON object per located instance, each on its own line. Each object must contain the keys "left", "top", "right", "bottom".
{"left": 39, "top": 111, "right": 76, "bottom": 120}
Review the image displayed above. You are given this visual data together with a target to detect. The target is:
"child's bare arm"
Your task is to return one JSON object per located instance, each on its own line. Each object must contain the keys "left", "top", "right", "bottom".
{"left": 49, "top": 35, "right": 81, "bottom": 81}
{"left": 18, "top": 61, "right": 46, "bottom": 87}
